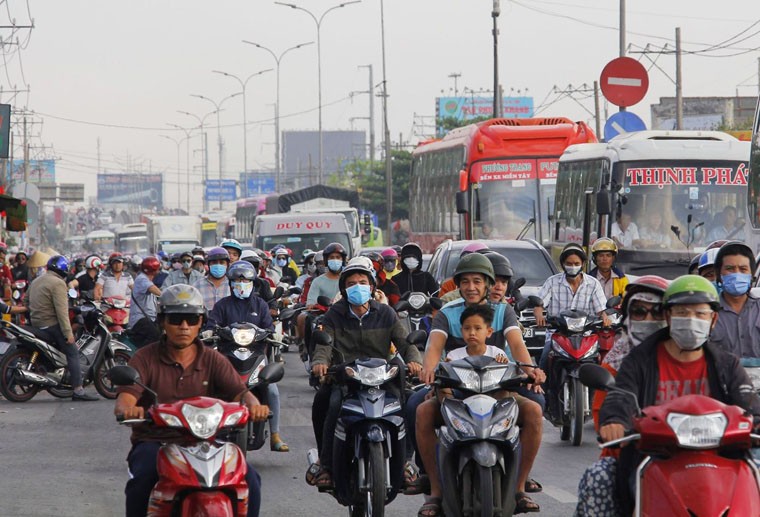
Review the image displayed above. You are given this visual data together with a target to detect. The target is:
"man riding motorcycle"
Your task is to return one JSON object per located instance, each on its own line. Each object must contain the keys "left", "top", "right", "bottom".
{"left": 588, "top": 238, "right": 629, "bottom": 300}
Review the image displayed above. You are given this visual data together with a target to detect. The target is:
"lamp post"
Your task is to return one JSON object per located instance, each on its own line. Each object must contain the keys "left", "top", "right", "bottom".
{"left": 190, "top": 92, "right": 243, "bottom": 210}
{"left": 242, "top": 40, "right": 313, "bottom": 192}
{"left": 492, "top": 0, "right": 501, "bottom": 118}
{"left": 275, "top": 1, "right": 361, "bottom": 185}
{"left": 159, "top": 134, "right": 189, "bottom": 210}
{"left": 211, "top": 68, "right": 273, "bottom": 175}
{"left": 167, "top": 124, "right": 193, "bottom": 213}
{"left": 178, "top": 109, "right": 217, "bottom": 212}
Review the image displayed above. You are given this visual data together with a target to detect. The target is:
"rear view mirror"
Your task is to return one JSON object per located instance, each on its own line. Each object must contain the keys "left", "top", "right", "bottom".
{"left": 288, "top": 286, "right": 302, "bottom": 296}
{"left": 430, "top": 297, "right": 444, "bottom": 311}
{"left": 407, "top": 329, "right": 428, "bottom": 346}
{"left": 578, "top": 363, "right": 616, "bottom": 391}
{"left": 272, "top": 286, "right": 284, "bottom": 299}
{"left": 259, "top": 362, "right": 285, "bottom": 384}
{"left": 456, "top": 191, "right": 470, "bottom": 214}
{"left": 606, "top": 295, "right": 622, "bottom": 309}
{"left": 68, "top": 288, "right": 79, "bottom": 299}
{"left": 312, "top": 330, "right": 333, "bottom": 347}
{"left": 510, "top": 277, "right": 526, "bottom": 293}
{"left": 317, "top": 295, "right": 333, "bottom": 307}
{"left": 596, "top": 189, "right": 612, "bottom": 215}
{"left": 109, "top": 365, "right": 139, "bottom": 386}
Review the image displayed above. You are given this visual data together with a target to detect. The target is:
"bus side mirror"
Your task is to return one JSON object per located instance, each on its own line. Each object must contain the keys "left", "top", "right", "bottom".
{"left": 596, "top": 189, "right": 612, "bottom": 215}
{"left": 456, "top": 191, "right": 470, "bottom": 214}
{"left": 363, "top": 213, "right": 372, "bottom": 236}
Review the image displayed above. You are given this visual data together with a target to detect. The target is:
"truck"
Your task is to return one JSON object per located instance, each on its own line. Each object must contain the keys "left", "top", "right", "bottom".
{"left": 252, "top": 212, "right": 354, "bottom": 263}
{"left": 146, "top": 216, "right": 201, "bottom": 255}
{"left": 114, "top": 223, "right": 150, "bottom": 256}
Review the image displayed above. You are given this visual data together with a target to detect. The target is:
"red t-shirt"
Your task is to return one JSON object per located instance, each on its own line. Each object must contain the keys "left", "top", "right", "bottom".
{"left": 655, "top": 345, "right": 710, "bottom": 405}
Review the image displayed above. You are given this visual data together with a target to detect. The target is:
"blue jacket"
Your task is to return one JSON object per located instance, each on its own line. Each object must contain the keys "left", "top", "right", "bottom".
{"left": 206, "top": 294, "right": 274, "bottom": 331}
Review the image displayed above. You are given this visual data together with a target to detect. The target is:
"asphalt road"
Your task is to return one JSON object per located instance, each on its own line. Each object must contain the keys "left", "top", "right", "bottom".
{"left": 0, "top": 349, "right": 599, "bottom": 516}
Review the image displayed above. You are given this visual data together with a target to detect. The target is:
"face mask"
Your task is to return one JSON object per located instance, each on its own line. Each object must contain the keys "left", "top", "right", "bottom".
{"left": 721, "top": 273, "right": 752, "bottom": 296}
{"left": 209, "top": 264, "right": 227, "bottom": 279}
{"left": 627, "top": 319, "right": 668, "bottom": 347}
{"left": 182, "top": 260, "right": 192, "bottom": 270}
{"left": 172, "top": 262, "right": 182, "bottom": 271}
{"left": 327, "top": 259, "right": 343, "bottom": 273}
{"left": 231, "top": 281, "right": 254, "bottom": 299}
{"left": 317, "top": 265, "right": 328, "bottom": 275}
{"left": 403, "top": 257, "right": 420, "bottom": 270}
{"left": 712, "top": 281, "right": 723, "bottom": 296}
{"left": 306, "top": 263, "right": 317, "bottom": 275}
{"left": 383, "top": 260, "right": 396, "bottom": 272}
{"left": 564, "top": 265, "right": 582, "bottom": 278}
{"left": 194, "top": 264, "right": 205, "bottom": 273}
{"left": 669, "top": 316, "right": 712, "bottom": 351}
{"left": 275, "top": 257, "right": 288, "bottom": 268}
{"left": 346, "top": 284, "right": 372, "bottom": 305}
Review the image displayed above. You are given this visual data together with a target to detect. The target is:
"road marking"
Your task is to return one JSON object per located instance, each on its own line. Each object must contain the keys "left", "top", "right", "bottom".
{"left": 542, "top": 485, "right": 578, "bottom": 504}
{"left": 607, "top": 77, "right": 642, "bottom": 87}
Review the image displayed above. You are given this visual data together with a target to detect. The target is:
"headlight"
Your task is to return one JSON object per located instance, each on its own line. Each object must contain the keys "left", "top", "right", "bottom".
{"left": 158, "top": 412, "right": 183, "bottom": 427}
{"left": 453, "top": 367, "right": 482, "bottom": 392}
{"left": 222, "top": 409, "right": 246, "bottom": 427}
{"left": 408, "top": 293, "right": 426, "bottom": 310}
{"left": 580, "top": 342, "right": 599, "bottom": 360}
{"left": 565, "top": 316, "right": 587, "bottom": 333}
{"left": 666, "top": 412, "right": 727, "bottom": 449}
{"left": 181, "top": 402, "right": 224, "bottom": 439}
{"left": 112, "top": 299, "right": 127, "bottom": 309}
{"left": 233, "top": 347, "right": 254, "bottom": 361}
{"left": 442, "top": 403, "right": 477, "bottom": 438}
{"left": 232, "top": 329, "right": 255, "bottom": 346}
{"left": 346, "top": 364, "right": 398, "bottom": 386}
{"left": 480, "top": 368, "right": 507, "bottom": 393}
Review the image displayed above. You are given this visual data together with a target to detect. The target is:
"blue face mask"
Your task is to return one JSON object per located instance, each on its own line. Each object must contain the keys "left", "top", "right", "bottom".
{"left": 712, "top": 280, "right": 723, "bottom": 296}
{"left": 721, "top": 272, "right": 752, "bottom": 296}
{"left": 327, "top": 259, "right": 343, "bottom": 273}
{"left": 209, "top": 264, "right": 227, "bottom": 279}
{"left": 346, "top": 284, "right": 372, "bottom": 305}
{"left": 275, "top": 257, "right": 288, "bottom": 268}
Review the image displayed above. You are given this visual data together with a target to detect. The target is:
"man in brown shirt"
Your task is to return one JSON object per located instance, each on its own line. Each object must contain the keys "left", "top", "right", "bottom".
{"left": 114, "top": 284, "right": 269, "bottom": 517}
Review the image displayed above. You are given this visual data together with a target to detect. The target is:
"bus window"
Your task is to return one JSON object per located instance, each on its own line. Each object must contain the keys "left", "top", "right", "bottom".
{"left": 749, "top": 102, "right": 760, "bottom": 229}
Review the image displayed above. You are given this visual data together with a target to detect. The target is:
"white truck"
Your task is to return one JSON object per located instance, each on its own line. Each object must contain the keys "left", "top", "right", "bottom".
{"left": 146, "top": 216, "right": 201, "bottom": 255}
{"left": 253, "top": 212, "right": 354, "bottom": 261}
{"left": 115, "top": 223, "right": 150, "bottom": 256}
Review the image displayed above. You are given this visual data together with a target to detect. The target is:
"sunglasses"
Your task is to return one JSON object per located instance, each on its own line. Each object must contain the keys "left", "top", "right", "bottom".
{"left": 628, "top": 305, "right": 664, "bottom": 320}
{"left": 165, "top": 314, "right": 202, "bottom": 326}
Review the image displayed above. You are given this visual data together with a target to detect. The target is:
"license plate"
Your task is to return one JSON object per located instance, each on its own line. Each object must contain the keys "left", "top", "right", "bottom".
{"left": 523, "top": 327, "right": 534, "bottom": 339}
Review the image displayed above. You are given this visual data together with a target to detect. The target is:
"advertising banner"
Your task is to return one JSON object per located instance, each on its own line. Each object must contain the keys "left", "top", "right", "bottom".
{"left": 473, "top": 159, "right": 537, "bottom": 182}
{"left": 11, "top": 159, "right": 56, "bottom": 184}
{"left": 436, "top": 96, "right": 534, "bottom": 121}
{"left": 97, "top": 173, "right": 163, "bottom": 207}
{"left": 205, "top": 179, "right": 237, "bottom": 202}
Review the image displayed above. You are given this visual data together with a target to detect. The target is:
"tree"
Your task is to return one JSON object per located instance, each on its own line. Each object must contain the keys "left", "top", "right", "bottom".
{"left": 436, "top": 115, "right": 490, "bottom": 137}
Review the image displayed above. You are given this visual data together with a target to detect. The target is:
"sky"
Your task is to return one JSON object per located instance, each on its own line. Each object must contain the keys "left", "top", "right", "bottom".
{"left": 3, "top": 0, "right": 759, "bottom": 211}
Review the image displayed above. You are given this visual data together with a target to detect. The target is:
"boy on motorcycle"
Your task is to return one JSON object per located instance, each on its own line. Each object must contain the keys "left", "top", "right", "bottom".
{"left": 114, "top": 284, "right": 270, "bottom": 517}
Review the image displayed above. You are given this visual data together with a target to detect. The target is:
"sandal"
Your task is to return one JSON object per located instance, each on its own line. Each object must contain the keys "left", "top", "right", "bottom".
{"left": 314, "top": 469, "right": 333, "bottom": 490}
{"left": 404, "top": 473, "right": 430, "bottom": 496}
{"left": 514, "top": 492, "right": 540, "bottom": 514}
{"left": 525, "top": 477, "right": 543, "bottom": 493}
{"left": 270, "top": 433, "right": 289, "bottom": 452}
{"left": 417, "top": 496, "right": 442, "bottom": 517}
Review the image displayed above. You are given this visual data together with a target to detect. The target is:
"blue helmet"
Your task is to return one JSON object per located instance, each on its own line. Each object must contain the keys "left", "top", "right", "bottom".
{"left": 220, "top": 239, "right": 243, "bottom": 253}
{"left": 697, "top": 248, "right": 719, "bottom": 274}
{"left": 47, "top": 255, "right": 70, "bottom": 278}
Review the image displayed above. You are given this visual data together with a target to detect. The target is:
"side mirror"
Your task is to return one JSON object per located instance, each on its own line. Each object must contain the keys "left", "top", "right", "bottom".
{"left": 272, "top": 286, "right": 285, "bottom": 299}
{"left": 606, "top": 295, "right": 622, "bottom": 309}
{"left": 578, "top": 363, "right": 616, "bottom": 391}
{"left": 278, "top": 308, "right": 297, "bottom": 321}
{"left": 510, "top": 277, "right": 526, "bottom": 293}
{"left": 516, "top": 295, "right": 543, "bottom": 312}
{"left": 108, "top": 365, "right": 139, "bottom": 386}
{"left": 68, "top": 288, "right": 79, "bottom": 299}
{"left": 407, "top": 329, "right": 428, "bottom": 346}
{"left": 288, "top": 286, "right": 302, "bottom": 295}
{"left": 317, "top": 295, "right": 333, "bottom": 307}
{"left": 430, "top": 297, "right": 444, "bottom": 311}
{"left": 456, "top": 191, "right": 470, "bottom": 214}
{"left": 394, "top": 300, "right": 410, "bottom": 312}
{"left": 259, "top": 362, "right": 285, "bottom": 384}
{"left": 596, "top": 189, "right": 612, "bottom": 215}
{"left": 312, "top": 330, "right": 333, "bottom": 347}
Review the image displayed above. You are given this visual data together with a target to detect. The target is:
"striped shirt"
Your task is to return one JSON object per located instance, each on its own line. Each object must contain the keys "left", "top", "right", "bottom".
{"left": 193, "top": 276, "right": 230, "bottom": 311}
{"left": 538, "top": 272, "right": 607, "bottom": 318}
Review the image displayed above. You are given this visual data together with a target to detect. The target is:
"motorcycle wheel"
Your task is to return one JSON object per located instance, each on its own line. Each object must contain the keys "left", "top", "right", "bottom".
{"left": 0, "top": 348, "right": 41, "bottom": 402}
{"left": 470, "top": 463, "right": 495, "bottom": 517}
{"left": 570, "top": 377, "right": 584, "bottom": 446}
{"left": 365, "top": 441, "right": 385, "bottom": 517}
{"left": 47, "top": 386, "right": 74, "bottom": 398}
{"left": 93, "top": 350, "right": 132, "bottom": 399}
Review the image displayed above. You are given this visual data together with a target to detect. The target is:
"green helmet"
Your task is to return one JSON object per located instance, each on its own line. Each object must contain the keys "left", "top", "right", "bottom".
{"left": 662, "top": 275, "right": 720, "bottom": 310}
{"left": 453, "top": 253, "right": 495, "bottom": 286}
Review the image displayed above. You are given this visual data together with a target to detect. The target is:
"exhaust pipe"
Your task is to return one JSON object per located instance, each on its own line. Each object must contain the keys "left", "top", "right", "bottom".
{"left": 15, "top": 368, "right": 58, "bottom": 387}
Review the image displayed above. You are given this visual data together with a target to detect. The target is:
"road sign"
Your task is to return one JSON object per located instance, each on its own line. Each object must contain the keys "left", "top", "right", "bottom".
{"left": 604, "top": 111, "right": 647, "bottom": 141}
{"left": 245, "top": 176, "right": 276, "bottom": 196}
{"left": 205, "top": 179, "right": 237, "bottom": 202}
{"left": 600, "top": 57, "right": 649, "bottom": 107}
{"left": 59, "top": 183, "right": 85, "bottom": 202}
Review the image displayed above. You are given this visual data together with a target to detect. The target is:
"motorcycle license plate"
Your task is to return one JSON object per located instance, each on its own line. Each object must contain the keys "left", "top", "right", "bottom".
{"left": 523, "top": 327, "right": 534, "bottom": 338}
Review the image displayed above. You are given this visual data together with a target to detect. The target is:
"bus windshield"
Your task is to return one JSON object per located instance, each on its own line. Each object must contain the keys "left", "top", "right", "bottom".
{"left": 475, "top": 178, "right": 539, "bottom": 240}
{"left": 118, "top": 236, "right": 149, "bottom": 255}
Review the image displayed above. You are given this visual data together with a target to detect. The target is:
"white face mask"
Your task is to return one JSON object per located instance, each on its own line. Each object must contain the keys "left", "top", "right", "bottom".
{"left": 564, "top": 265, "right": 582, "bottom": 278}
{"left": 669, "top": 317, "right": 711, "bottom": 351}
{"left": 403, "top": 257, "right": 420, "bottom": 270}
{"left": 627, "top": 319, "right": 668, "bottom": 347}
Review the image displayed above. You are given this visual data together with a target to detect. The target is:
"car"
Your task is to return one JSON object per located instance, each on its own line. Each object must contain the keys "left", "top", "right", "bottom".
{"left": 422, "top": 253, "right": 433, "bottom": 272}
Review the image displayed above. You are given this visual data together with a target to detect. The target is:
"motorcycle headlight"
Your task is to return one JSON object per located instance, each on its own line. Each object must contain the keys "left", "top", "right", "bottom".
{"left": 580, "top": 343, "right": 600, "bottom": 360}
{"left": 565, "top": 316, "right": 587, "bottom": 333}
{"left": 112, "top": 299, "right": 127, "bottom": 309}
{"left": 666, "top": 412, "right": 727, "bottom": 449}
{"left": 442, "top": 401, "right": 477, "bottom": 438}
{"left": 158, "top": 412, "right": 183, "bottom": 427}
{"left": 233, "top": 347, "right": 254, "bottom": 361}
{"left": 480, "top": 368, "right": 508, "bottom": 393}
{"left": 408, "top": 293, "right": 426, "bottom": 310}
{"left": 345, "top": 364, "right": 398, "bottom": 386}
{"left": 232, "top": 329, "right": 255, "bottom": 346}
{"left": 222, "top": 409, "right": 246, "bottom": 428}
{"left": 181, "top": 402, "right": 224, "bottom": 440}
{"left": 453, "top": 367, "right": 482, "bottom": 392}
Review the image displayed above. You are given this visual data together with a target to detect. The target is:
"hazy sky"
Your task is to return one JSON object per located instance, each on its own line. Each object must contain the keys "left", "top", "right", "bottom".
{"left": 4, "top": 0, "right": 759, "bottom": 210}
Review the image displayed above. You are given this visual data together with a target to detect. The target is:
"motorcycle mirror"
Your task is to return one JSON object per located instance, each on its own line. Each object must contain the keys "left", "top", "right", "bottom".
{"left": 312, "top": 330, "right": 333, "bottom": 347}
{"left": 272, "top": 286, "right": 285, "bottom": 299}
{"left": 578, "top": 364, "right": 616, "bottom": 391}
{"left": 278, "top": 308, "right": 297, "bottom": 321}
{"left": 288, "top": 285, "right": 302, "bottom": 295}
{"left": 606, "top": 295, "right": 622, "bottom": 309}
{"left": 430, "top": 297, "right": 444, "bottom": 311}
{"left": 317, "top": 295, "right": 333, "bottom": 307}
{"left": 511, "top": 277, "right": 526, "bottom": 292}
{"left": 528, "top": 295, "right": 544, "bottom": 307}
{"left": 407, "top": 329, "right": 428, "bottom": 346}
{"left": 108, "top": 365, "right": 140, "bottom": 386}
{"left": 68, "top": 288, "right": 79, "bottom": 299}
{"left": 394, "top": 300, "right": 410, "bottom": 312}
{"left": 259, "top": 362, "right": 285, "bottom": 384}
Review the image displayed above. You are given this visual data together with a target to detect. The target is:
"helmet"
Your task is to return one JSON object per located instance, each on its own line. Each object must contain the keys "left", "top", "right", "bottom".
{"left": 302, "top": 248, "right": 315, "bottom": 260}
{"left": 47, "top": 255, "right": 70, "bottom": 278}
{"left": 192, "top": 254, "right": 205, "bottom": 263}
{"left": 206, "top": 246, "right": 230, "bottom": 263}
{"left": 274, "top": 247, "right": 290, "bottom": 259}
{"left": 141, "top": 256, "right": 161, "bottom": 274}
{"left": 240, "top": 249, "right": 262, "bottom": 268}
{"left": 261, "top": 250, "right": 272, "bottom": 261}
{"left": 157, "top": 284, "right": 207, "bottom": 316}
{"left": 85, "top": 255, "right": 102, "bottom": 270}
{"left": 323, "top": 242, "right": 348, "bottom": 261}
{"left": 220, "top": 239, "right": 243, "bottom": 253}
{"left": 302, "top": 250, "right": 317, "bottom": 265}
{"left": 192, "top": 246, "right": 205, "bottom": 256}
{"left": 706, "top": 240, "right": 729, "bottom": 250}
{"left": 590, "top": 237, "right": 618, "bottom": 260}
{"left": 108, "top": 252, "right": 124, "bottom": 266}
{"left": 482, "top": 251, "right": 514, "bottom": 279}
{"left": 365, "top": 251, "right": 384, "bottom": 274}
{"left": 381, "top": 248, "right": 398, "bottom": 260}
{"left": 559, "top": 243, "right": 587, "bottom": 264}
{"left": 314, "top": 251, "right": 324, "bottom": 264}
{"left": 714, "top": 240, "right": 757, "bottom": 278}
{"left": 697, "top": 248, "right": 720, "bottom": 274}
{"left": 15, "top": 250, "right": 27, "bottom": 259}
{"left": 157, "top": 250, "right": 168, "bottom": 261}
{"left": 227, "top": 260, "right": 257, "bottom": 280}
{"left": 180, "top": 251, "right": 193, "bottom": 261}
{"left": 453, "top": 253, "right": 495, "bottom": 286}
{"left": 662, "top": 275, "right": 720, "bottom": 310}
{"left": 171, "top": 252, "right": 183, "bottom": 262}
{"left": 688, "top": 254, "right": 701, "bottom": 275}
{"left": 460, "top": 241, "right": 489, "bottom": 258}
{"left": 621, "top": 275, "right": 670, "bottom": 315}
{"left": 74, "top": 257, "right": 85, "bottom": 269}
{"left": 339, "top": 256, "right": 376, "bottom": 293}
{"left": 400, "top": 242, "right": 423, "bottom": 259}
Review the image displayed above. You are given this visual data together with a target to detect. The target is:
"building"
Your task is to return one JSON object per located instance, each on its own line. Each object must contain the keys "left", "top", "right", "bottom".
{"left": 282, "top": 130, "right": 366, "bottom": 189}
{"left": 650, "top": 96, "right": 758, "bottom": 131}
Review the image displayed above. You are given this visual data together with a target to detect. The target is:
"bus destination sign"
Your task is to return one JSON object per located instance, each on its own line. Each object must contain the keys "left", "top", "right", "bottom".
{"left": 625, "top": 164, "right": 748, "bottom": 188}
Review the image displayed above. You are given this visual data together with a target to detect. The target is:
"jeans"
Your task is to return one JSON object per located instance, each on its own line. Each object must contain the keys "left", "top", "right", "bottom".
{"left": 317, "top": 385, "right": 344, "bottom": 469}
{"left": 126, "top": 441, "right": 262, "bottom": 517}
{"left": 267, "top": 383, "right": 281, "bottom": 434}
{"left": 37, "top": 324, "right": 82, "bottom": 388}
{"left": 405, "top": 386, "right": 431, "bottom": 466}
{"left": 538, "top": 331, "right": 554, "bottom": 371}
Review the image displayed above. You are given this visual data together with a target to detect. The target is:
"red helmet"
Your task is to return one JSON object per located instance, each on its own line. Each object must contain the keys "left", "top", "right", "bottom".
{"left": 108, "top": 252, "right": 124, "bottom": 266}
{"left": 621, "top": 275, "right": 670, "bottom": 316}
{"left": 141, "top": 256, "right": 161, "bottom": 274}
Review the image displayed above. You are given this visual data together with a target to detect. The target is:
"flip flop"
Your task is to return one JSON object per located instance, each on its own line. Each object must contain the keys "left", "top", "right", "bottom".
{"left": 417, "top": 496, "right": 442, "bottom": 517}
{"left": 515, "top": 492, "right": 540, "bottom": 514}
{"left": 525, "top": 477, "right": 543, "bottom": 493}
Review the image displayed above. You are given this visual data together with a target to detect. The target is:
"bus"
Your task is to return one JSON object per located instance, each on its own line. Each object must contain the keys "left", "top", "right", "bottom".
{"left": 85, "top": 230, "right": 115, "bottom": 255}
{"left": 409, "top": 117, "right": 597, "bottom": 251}
{"left": 552, "top": 130, "right": 755, "bottom": 278}
{"left": 233, "top": 196, "right": 268, "bottom": 245}
{"left": 748, "top": 99, "right": 760, "bottom": 242}
{"left": 114, "top": 223, "right": 149, "bottom": 255}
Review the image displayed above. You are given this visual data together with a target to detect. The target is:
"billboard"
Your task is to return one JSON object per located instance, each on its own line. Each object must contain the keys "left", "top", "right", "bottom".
{"left": 240, "top": 172, "right": 276, "bottom": 197}
{"left": 11, "top": 159, "right": 56, "bottom": 184}
{"left": 205, "top": 179, "right": 237, "bottom": 202}
{"left": 97, "top": 173, "right": 163, "bottom": 207}
{"left": 436, "top": 96, "right": 534, "bottom": 121}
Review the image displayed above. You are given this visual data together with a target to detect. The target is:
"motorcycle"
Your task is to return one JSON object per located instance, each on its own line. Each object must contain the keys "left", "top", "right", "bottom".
{"left": 110, "top": 365, "right": 253, "bottom": 516}
{"left": 580, "top": 363, "right": 760, "bottom": 517}
{"left": 101, "top": 295, "right": 131, "bottom": 333}
{"left": 204, "top": 322, "right": 285, "bottom": 452}
{"left": 741, "top": 357, "right": 760, "bottom": 394}
{"left": 514, "top": 293, "right": 546, "bottom": 359}
{"left": 10, "top": 279, "right": 27, "bottom": 325}
{"left": 394, "top": 292, "right": 443, "bottom": 351}
{"left": 434, "top": 355, "right": 530, "bottom": 517}
{"left": 307, "top": 330, "right": 419, "bottom": 517}
{"left": 0, "top": 299, "right": 132, "bottom": 401}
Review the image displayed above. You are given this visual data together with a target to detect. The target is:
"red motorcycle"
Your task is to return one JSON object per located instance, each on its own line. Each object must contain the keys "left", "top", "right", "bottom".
{"left": 580, "top": 363, "right": 760, "bottom": 517}
{"left": 101, "top": 296, "right": 130, "bottom": 332}
{"left": 110, "top": 365, "right": 252, "bottom": 516}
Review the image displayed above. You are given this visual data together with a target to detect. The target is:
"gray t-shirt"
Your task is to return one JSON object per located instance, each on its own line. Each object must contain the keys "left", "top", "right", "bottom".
{"left": 431, "top": 299, "right": 520, "bottom": 355}
{"left": 306, "top": 274, "right": 340, "bottom": 305}
{"left": 128, "top": 273, "right": 157, "bottom": 326}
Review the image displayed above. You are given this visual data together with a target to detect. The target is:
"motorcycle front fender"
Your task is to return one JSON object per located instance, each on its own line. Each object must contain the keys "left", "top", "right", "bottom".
{"left": 458, "top": 441, "right": 502, "bottom": 470}
{"left": 179, "top": 491, "right": 236, "bottom": 517}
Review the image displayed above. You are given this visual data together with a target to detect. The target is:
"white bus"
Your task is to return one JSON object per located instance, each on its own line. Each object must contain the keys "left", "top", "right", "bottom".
{"left": 551, "top": 130, "right": 755, "bottom": 278}
{"left": 85, "top": 230, "right": 116, "bottom": 255}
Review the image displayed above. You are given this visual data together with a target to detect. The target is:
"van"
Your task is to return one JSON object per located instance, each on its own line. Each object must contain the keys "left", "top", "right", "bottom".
{"left": 253, "top": 213, "right": 354, "bottom": 262}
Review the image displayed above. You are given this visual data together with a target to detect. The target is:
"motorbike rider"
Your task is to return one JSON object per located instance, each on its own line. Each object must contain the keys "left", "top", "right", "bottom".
{"left": 299, "top": 251, "right": 324, "bottom": 304}
{"left": 153, "top": 251, "right": 169, "bottom": 288}
{"left": 113, "top": 284, "right": 269, "bottom": 517}
{"left": 307, "top": 256, "right": 423, "bottom": 489}
{"left": 594, "top": 275, "right": 760, "bottom": 515}
{"left": 191, "top": 254, "right": 206, "bottom": 274}
{"left": 588, "top": 237, "right": 629, "bottom": 300}
{"left": 12, "top": 250, "right": 29, "bottom": 282}
{"left": 381, "top": 247, "right": 401, "bottom": 279}
{"left": 306, "top": 242, "right": 345, "bottom": 307}
{"left": 68, "top": 255, "right": 102, "bottom": 300}
{"left": 367, "top": 251, "right": 401, "bottom": 306}
{"left": 295, "top": 250, "right": 316, "bottom": 290}
{"left": 697, "top": 247, "right": 720, "bottom": 284}
{"left": 240, "top": 250, "right": 275, "bottom": 302}
{"left": 66, "top": 257, "right": 86, "bottom": 284}
{"left": 206, "top": 260, "right": 289, "bottom": 452}
{"left": 415, "top": 253, "right": 545, "bottom": 510}
{"left": 394, "top": 242, "right": 439, "bottom": 297}
{"left": 127, "top": 256, "right": 163, "bottom": 348}
{"left": 220, "top": 238, "right": 243, "bottom": 262}
{"left": 0, "top": 242, "right": 12, "bottom": 299}
{"left": 94, "top": 252, "right": 134, "bottom": 301}
{"left": 271, "top": 246, "right": 299, "bottom": 285}
{"left": 162, "top": 251, "right": 204, "bottom": 288}
{"left": 28, "top": 255, "right": 98, "bottom": 401}
{"left": 438, "top": 241, "right": 489, "bottom": 298}
{"left": 193, "top": 247, "right": 231, "bottom": 311}
{"left": 709, "top": 241, "right": 760, "bottom": 358}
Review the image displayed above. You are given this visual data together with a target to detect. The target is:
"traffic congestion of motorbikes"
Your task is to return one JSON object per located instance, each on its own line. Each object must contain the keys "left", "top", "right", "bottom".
{"left": 1, "top": 234, "right": 759, "bottom": 517}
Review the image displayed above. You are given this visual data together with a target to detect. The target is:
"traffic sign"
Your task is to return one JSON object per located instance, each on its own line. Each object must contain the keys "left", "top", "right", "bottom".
{"left": 604, "top": 111, "right": 647, "bottom": 141}
{"left": 600, "top": 57, "right": 649, "bottom": 107}
{"left": 205, "top": 179, "right": 237, "bottom": 202}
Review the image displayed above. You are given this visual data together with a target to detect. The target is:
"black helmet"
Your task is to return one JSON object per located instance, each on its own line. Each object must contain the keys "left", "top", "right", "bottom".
{"left": 481, "top": 251, "right": 514, "bottom": 279}
{"left": 157, "top": 284, "right": 207, "bottom": 316}
{"left": 453, "top": 253, "right": 495, "bottom": 286}
{"left": 323, "top": 242, "right": 347, "bottom": 261}
{"left": 559, "top": 243, "right": 587, "bottom": 264}
{"left": 400, "top": 242, "right": 423, "bottom": 261}
{"left": 714, "top": 240, "right": 756, "bottom": 279}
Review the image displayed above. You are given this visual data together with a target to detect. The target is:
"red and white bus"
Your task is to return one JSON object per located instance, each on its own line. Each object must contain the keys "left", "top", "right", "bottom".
{"left": 409, "top": 117, "right": 597, "bottom": 251}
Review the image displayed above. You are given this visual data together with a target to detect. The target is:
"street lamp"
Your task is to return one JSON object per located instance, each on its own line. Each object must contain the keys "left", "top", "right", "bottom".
{"left": 167, "top": 123, "right": 194, "bottom": 212}
{"left": 190, "top": 92, "right": 243, "bottom": 210}
{"left": 159, "top": 134, "right": 190, "bottom": 210}
{"left": 492, "top": 0, "right": 501, "bottom": 118}
{"left": 211, "top": 68, "right": 273, "bottom": 175}
{"left": 242, "top": 40, "right": 313, "bottom": 192}
{"left": 275, "top": 1, "right": 361, "bottom": 185}
{"left": 178, "top": 109, "right": 218, "bottom": 212}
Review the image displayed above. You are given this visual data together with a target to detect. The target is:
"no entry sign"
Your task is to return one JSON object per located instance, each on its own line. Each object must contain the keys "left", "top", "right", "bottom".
{"left": 600, "top": 57, "right": 649, "bottom": 108}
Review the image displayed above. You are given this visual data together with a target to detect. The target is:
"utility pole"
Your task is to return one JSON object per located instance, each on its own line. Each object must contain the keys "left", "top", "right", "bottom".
{"left": 593, "top": 81, "right": 602, "bottom": 138}
{"left": 619, "top": 0, "right": 626, "bottom": 57}
{"left": 757, "top": 56, "right": 759, "bottom": 96}
{"left": 492, "top": 1, "right": 501, "bottom": 118}
{"left": 358, "top": 65, "right": 375, "bottom": 165}
{"left": 97, "top": 137, "right": 101, "bottom": 173}
{"left": 380, "top": 0, "right": 393, "bottom": 245}
{"left": 676, "top": 27, "right": 683, "bottom": 130}
{"left": 23, "top": 117, "right": 28, "bottom": 182}
{"left": 448, "top": 72, "right": 461, "bottom": 96}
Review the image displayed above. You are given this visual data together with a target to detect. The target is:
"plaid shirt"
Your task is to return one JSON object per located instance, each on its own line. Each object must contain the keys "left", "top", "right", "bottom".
{"left": 538, "top": 272, "right": 607, "bottom": 317}
{"left": 193, "top": 276, "right": 230, "bottom": 311}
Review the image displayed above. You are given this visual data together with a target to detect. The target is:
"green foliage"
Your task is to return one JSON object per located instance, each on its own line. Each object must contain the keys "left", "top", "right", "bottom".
{"left": 436, "top": 115, "right": 490, "bottom": 136}
{"left": 716, "top": 117, "right": 754, "bottom": 131}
